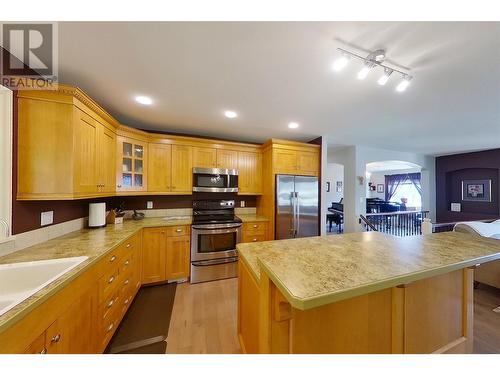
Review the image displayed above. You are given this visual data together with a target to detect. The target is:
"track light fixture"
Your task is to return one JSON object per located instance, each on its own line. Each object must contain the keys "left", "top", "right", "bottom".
{"left": 333, "top": 47, "right": 413, "bottom": 92}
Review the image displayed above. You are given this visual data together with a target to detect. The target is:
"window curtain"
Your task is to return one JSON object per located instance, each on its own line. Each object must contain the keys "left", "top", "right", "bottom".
{"left": 407, "top": 172, "right": 422, "bottom": 196}
{"left": 385, "top": 172, "right": 422, "bottom": 201}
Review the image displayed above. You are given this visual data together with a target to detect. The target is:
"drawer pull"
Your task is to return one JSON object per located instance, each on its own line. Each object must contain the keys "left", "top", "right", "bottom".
{"left": 51, "top": 334, "right": 61, "bottom": 343}
{"left": 108, "top": 276, "right": 115, "bottom": 284}
{"left": 40, "top": 348, "right": 47, "bottom": 354}
{"left": 252, "top": 238, "right": 258, "bottom": 242}
{"left": 175, "top": 228, "right": 182, "bottom": 233}
{"left": 109, "top": 255, "right": 116, "bottom": 262}
{"left": 126, "top": 243, "right": 131, "bottom": 248}
{"left": 124, "top": 298, "right": 130, "bottom": 305}
{"left": 124, "top": 260, "right": 130, "bottom": 266}
{"left": 253, "top": 224, "right": 258, "bottom": 228}
{"left": 107, "top": 299, "right": 114, "bottom": 308}
{"left": 107, "top": 323, "right": 114, "bottom": 332}
{"left": 124, "top": 279, "right": 130, "bottom": 285}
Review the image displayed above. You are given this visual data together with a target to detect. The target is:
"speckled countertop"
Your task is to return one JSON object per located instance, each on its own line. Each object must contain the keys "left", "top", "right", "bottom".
{"left": 0, "top": 217, "right": 192, "bottom": 333}
{"left": 237, "top": 231, "right": 500, "bottom": 310}
{"left": 237, "top": 214, "right": 269, "bottom": 223}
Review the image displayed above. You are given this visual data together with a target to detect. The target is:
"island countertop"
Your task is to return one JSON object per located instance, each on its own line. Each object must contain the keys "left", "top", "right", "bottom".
{"left": 236, "top": 231, "right": 500, "bottom": 310}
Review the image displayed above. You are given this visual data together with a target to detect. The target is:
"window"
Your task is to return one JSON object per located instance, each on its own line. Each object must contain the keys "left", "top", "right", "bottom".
{"left": 0, "top": 85, "right": 13, "bottom": 241}
{"left": 389, "top": 180, "right": 422, "bottom": 209}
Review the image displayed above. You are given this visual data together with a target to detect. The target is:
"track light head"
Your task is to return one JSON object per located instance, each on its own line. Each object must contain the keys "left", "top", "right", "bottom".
{"left": 396, "top": 75, "right": 412, "bottom": 92}
{"left": 332, "top": 53, "right": 349, "bottom": 72}
{"left": 377, "top": 68, "right": 393, "bottom": 86}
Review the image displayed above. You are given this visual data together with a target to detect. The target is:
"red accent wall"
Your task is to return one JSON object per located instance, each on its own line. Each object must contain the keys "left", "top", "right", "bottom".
{"left": 435, "top": 149, "right": 500, "bottom": 223}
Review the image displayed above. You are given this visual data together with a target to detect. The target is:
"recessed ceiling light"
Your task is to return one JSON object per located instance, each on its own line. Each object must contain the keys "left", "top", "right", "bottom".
{"left": 135, "top": 96, "right": 153, "bottom": 105}
{"left": 224, "top": 110, "right": 238, "bottom": 119}
{"left": 288, "top": 122, "right": 299, "bottom": 129}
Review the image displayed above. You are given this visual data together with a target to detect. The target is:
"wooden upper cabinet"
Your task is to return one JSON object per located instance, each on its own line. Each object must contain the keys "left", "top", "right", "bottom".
{"left": 148, "top": 143, "right": 172, "bottom": 193}
{"left": 73, "top": 109, "right": 99, "bottom": 195}
{"left": 193, "top": 147, "right": 216, "bottom": 168}
{"left": 171, "top": 145, "right": 193, "bottom": 193}
{"left": 97, "top": 122, "right": 116, "bottom": 194}
{"left": 116, "top": 136, "right": 147, "bottom": 192}
{"left": 165, "top": 236, "right": 190, "bottom": 280}
{"left": 217, "top": 149, "right": 238, "bottom": 169}
{"left": 238, "top": 151, "right": 262, "bottom": 195}
{"left": 273, "top": 149, "right": 298, "bottom": 175}
{"left": 142, "top": 228, "right": 167, "bottom": 284}
{"left": 297, "top": 151, "right": 319, "bottom": 176}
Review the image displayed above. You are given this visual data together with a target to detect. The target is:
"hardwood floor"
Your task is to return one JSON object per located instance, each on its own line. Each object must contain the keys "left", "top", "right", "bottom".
{"left": 166, "top": 278, "right": 500, "bottom": 354}
{"left": 166, "top": 278, "right": 241, "bottom": 354}
{"left": 474, "top": 283, "right": 500, "bottom": 354}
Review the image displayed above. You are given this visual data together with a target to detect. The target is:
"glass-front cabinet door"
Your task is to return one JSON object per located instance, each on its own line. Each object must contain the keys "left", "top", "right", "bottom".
{"left": 116, "top": 136, "right": 147, "bottom": 191}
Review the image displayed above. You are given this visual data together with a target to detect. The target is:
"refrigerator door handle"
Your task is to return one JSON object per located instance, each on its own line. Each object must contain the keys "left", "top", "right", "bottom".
{"left": 296, "top": 192, "right": 300, "bottom": 236}
{"left": 290, "top": 192, "right": 296, "bottom": 236}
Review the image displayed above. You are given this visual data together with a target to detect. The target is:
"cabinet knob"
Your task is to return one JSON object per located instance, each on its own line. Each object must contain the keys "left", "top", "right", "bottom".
{"left": 126, "top": 243, "right": 131, "bottom": 248}
{"left": 253, "top": 224, "right": 258, "bottom": 228}
{"left": 252, "top": 238, "right": 258, "bottom": 242}
{"left": 108, "top": 276, "right": 115, "bottom": 284}
{"left": 124, "top": 298, "right": 130, "bottom": 305}
{"left": 175, "top": 228, "right": 182, "bottom": 233}
{"left": 40, "top": 348, "right": 47, "bottom": 354}
{"left": 124, "top": 279, "right": 130, "bottom": 285}
{"left": 107, "top": 299, "right": 114, "bottom": 308}
{"left": 107, "top": 323, "right": 114, "bottom": 332}
{"left": 109, "top": 255, "right": 116, "bottom": 262}
{"left": 51, "top": 334, "right": 61, "bottom": 343}
{"left": 125, "top": 260, "right": 130, "bottom": 266}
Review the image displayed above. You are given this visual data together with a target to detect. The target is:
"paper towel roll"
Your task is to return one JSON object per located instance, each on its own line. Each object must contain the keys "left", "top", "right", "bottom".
{"left": 89, "top": 203, "right": 107, "bottom": 228}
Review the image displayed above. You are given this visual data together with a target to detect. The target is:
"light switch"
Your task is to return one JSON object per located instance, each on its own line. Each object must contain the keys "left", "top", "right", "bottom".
{"left": 147, "top": 201, "right": 153, "bottom": 209}
{"left": 240, "top": 200, "right": 245, "bottom": 207}
{"left": 41, "top": 211, "right": 54, "bottom": 226}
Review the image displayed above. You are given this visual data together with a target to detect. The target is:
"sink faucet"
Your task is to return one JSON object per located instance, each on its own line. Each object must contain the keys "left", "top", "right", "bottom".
{"left": 0, "top": 218, "right": 9, "bottom": 238}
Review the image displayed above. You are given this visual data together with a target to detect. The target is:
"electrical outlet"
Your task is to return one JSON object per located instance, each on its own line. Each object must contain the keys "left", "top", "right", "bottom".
{"left": 240, "top": 200, "right": 245, "bottom": 207}
{"left": 41, "top": 211, "right": 54, "bottom": 226}
{"left": 147, "top": 201, "right": 153, "bottom": 209}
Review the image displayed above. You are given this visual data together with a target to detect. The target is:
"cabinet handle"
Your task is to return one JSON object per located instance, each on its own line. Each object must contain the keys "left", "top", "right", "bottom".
{"left": 124, "top": 279, "right": 130, "bottom": 285}
{"left": 253, "top": 224, "right": 258, "bottom": 228}
{"left": 107, "top": 323, "right": 114, "bottom": 332}
{"left": 175, "top": 228, "right": 182, "bottom": 233}
{"left": 40, "top": 348, "right": 47, "bottom": 354}
{"left": 252, "top": 238, "right": 258, "bottom": 242}
{"left": 107, "top": 299, "right": 114, "bottom": 308}
{"left": 124, "top": 260, "right": 130, "bottom": 266}
{"left": 108, "top": 276, "right": 115, "bottom": 284}
{"left": 126, "top": 243, "right": 131, "bottom": 248}
{"left": 161, "top": 231, "right": 165, "bottom": 234}
{"left": 124, "top": 298, "right": 130, "bottom": 305}
{"left": 51, "top": 334, "right": 61, "bottom": 343}
{"left": 109, "top": 255, "right": 116, "bottom": 262}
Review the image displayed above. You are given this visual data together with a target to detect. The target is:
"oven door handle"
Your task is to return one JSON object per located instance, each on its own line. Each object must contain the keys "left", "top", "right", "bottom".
{"left": 192, "top": 223, "right": 242, "bottom": 230}
{"left": 192, "top": 257, "right": 239, "bottom": 267}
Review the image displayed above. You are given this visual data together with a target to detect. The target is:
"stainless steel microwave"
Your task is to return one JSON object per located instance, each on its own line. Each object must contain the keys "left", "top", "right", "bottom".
{"left": 192, "top": 168, "right": 238, "bottom": 193}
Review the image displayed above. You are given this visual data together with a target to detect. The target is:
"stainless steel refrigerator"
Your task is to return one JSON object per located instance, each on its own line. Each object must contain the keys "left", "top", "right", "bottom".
{"left": 275, "top": 175, "right": 319, "bottom": 239}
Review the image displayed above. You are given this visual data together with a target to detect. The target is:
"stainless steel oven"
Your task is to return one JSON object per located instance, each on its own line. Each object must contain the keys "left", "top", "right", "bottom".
{"left": 192, "top": 167, "right": 238, "bottom": 193}
{"left": 190, "top": 199, "right": 242, "bottom": 283}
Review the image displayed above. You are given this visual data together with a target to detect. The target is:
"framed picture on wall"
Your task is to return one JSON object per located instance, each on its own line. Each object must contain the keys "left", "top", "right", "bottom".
{"left": 462, "top": 179, "right": 491, "bottom": 202}
{"left": 377, "top": 184, "right": 384, "bottom": 193}
{"left": 336, "top": 181, "right": 342, "bottom": 193}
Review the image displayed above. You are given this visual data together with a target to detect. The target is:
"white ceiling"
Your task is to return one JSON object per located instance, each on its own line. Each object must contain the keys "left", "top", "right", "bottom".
{"left": 57, "top": 22, "right": 500, "bottom": 155}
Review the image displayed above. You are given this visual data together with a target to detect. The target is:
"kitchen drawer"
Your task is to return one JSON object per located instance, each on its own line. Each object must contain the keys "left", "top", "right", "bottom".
{"left": 99, "top": 308, "right": 120, "bottom": 349}
{"left": 98, "top": 266, "right": 120, "bottom": 303}
{"left": 242, "top": 233, "right": 267, "bottom": 243}
{"left": 243, "top": 222, "right": 268, "bottom": 233}
{"left": 120, "top": 251, "right": 136, "bottom": 274}
{"left": 165, "top": 225, "right": 190, "bottom": 237}
{"left": 99, "top": 291, "right": 120, "bottom": 322}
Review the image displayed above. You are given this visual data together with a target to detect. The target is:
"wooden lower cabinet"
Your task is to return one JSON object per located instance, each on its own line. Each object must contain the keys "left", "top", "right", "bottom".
{"left": 142, "top": 228, "right": 167, "bottom": 284}
{"left": 238, "top": 265, "right": 475, "bottom": 354}
{"left": 142, "top": 226, "right": 191, "bottom": 285}
{"left": 166, "top": 236, "right": 190, "bottom": 280}
{"left": 241, "top": 221, "right": 268, "bottom": 243}
{"left": 23, "top": 332, "right": 46, "bottom": 354}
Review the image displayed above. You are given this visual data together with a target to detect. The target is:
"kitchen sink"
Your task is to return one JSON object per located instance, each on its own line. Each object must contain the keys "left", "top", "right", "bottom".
{"left": 0, "top": 256, "right": 88, "bottom": 316}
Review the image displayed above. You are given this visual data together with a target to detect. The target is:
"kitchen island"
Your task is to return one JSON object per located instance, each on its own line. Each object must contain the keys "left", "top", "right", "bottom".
{"left": 236, "top": 231, "right": 500, "bottom": 354}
